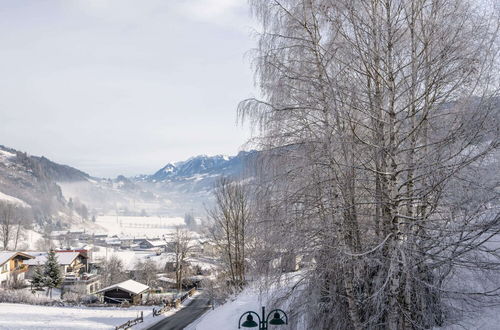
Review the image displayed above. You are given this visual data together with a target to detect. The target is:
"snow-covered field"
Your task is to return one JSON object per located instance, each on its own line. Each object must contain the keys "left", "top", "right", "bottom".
{"left": 92, "top": 215, "right": 185, "bottom": 237}
{"left": 0, "top": 292, "right": 203, "bottom": 330}
{"left": 0, "top": 303, "right": 152, "bottom": 330}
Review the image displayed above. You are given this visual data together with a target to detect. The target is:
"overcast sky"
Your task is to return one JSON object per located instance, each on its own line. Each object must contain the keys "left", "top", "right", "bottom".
{"left": 0, "top": 0, "right": 257, "bottom": 177}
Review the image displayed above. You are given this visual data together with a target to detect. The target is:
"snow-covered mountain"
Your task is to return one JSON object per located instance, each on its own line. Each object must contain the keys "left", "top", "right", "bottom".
{"left": 0, "top": 144, "right": 258, "bottom": 227}
{"left": 141, "top": 151, "right": 256, "bottom": 184}
{"left": 126, "top": 151, "right": 258, "bottom": 213}
{"left": 0, "top": 145, "right": 92, "bottom": 227}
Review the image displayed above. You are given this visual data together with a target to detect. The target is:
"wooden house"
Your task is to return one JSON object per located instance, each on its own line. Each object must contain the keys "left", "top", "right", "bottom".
{"left": 96, "top": 279, "right": 149, "bottom": 304}
{"left": 25, "top": 251, "right": 88, "bottom": 278}
{"left": 0, "top": 252, "right": 34, "bottom": 287}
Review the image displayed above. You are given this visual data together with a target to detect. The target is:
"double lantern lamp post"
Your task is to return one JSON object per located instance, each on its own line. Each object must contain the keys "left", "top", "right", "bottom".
{"left": 238, "top": 306, "right": 288, "bottom": 330}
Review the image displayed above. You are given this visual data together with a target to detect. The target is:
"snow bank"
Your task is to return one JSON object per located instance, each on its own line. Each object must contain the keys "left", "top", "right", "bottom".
{"left": 185, "top": 284, "right": 271, "bottom": 330}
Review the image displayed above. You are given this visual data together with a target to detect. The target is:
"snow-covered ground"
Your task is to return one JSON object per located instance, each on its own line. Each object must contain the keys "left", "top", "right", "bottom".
{"left": 187, "top": 272, "right": 500, "bottom": 330}
{"left": 0, "top": 190, "right": 29, "bottom": 207}
{"left": 0, "top": 303, "right": 152, "bottom": 330}
{"left": 186, "top": 285, "right": 270, "bottom": 330}
{"left": 88, "top": 215, "right": 185, "bottom": 237}
{"left": 0, "top": 291, "right": 203, "bottom": 330}
{"left": 186, "top": 273, "right": 305, "bottom": 330}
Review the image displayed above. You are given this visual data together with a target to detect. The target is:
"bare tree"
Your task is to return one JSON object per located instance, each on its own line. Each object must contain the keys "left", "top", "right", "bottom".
{"left": 99, "top": 255, "right": 128, "bottom": 287}
{"left": 133, "top": 258, "right": 158, "bottom": 301}
{"left": 0, "top": 201, "right": 28, "bottom": 250}
{"left": 240, "top": 0, "right": 500, "bottom": 329}
{"left": 208, "top": 177, "right": 251, "bottom": 289}
{"left": 169, "top": 227, "right": 193, "bottom": 291}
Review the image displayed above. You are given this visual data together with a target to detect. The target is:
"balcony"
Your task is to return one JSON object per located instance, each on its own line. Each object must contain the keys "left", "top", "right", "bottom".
{"left": 13, "top": 264, "right": 28, "bottom": 273}
{"left": 63, "top": 273, "right": 101, "bottom": 285}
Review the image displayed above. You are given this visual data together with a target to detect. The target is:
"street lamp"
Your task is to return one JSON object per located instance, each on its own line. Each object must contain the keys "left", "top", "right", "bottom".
{"left": 238, "top": 306, "right": 288, "bottom": 330}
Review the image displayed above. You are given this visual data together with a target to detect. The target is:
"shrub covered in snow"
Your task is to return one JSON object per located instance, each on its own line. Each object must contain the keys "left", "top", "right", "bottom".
{"left": 0, "top": 289, "right": 63, "bottom": 306}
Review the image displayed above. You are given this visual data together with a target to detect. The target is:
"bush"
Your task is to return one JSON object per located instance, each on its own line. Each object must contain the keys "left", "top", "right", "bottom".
{"left": 0, "top": 289, "right": 64, "bottom": 306}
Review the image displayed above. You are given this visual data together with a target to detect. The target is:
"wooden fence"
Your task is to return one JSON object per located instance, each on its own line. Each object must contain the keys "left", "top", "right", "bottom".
{"left": 115, "top": 311, "right": 143, "bottom": 330}
{"left": 152, "top": 288, "right": 197, "bottom": 317}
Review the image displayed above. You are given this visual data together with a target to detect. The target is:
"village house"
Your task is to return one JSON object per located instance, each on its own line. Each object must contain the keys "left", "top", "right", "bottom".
{"left": 137, "top": 239, "right": 167, "bottom": 250}
{"left": 157, "top": 275, "right": 177, "bottom": 290}
{"left": 68, "top": 229, "right": 85, "bottom": 240}
{"left": 198, "top": 239, "right": 217, "bottom": 256}
{"left": 96, "top": 279, "right": 149, "bottom": 304}
{"left": 49, "top": 230, "right": 69, "bottom": 240}
{"left": 61, "top": 272, "right": 101, "bottom": 295}
{"left": 0, "top": 252, "right": 34, "bottom": 287}
{"left": 91, "top": 233, "right": 108, "bottom": 245}
{"left": 132, "top": 236, "right": 147, "bottom": 243}
{"left": 118, "top": 237, "right": 134, "bottom": 249}
{"left": 24, "top": 250, "right": 100, "bottom": 294}
{"left": 25, "top": 251, "right": 89, "bottom": 278}
{"left": 104, "top": 237, "right": 121, "bottom": 248}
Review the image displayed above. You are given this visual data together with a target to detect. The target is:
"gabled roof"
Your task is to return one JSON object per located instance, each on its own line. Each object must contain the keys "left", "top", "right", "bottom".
{"left": 0, "top": 252, "right": 34, "bottom": 266}
{"left": 96, "top": 279, "right": 149, "bottom": 295}
{"left": 140, "top": 239, "right": 167, "bottom": 247}
{"left": 24, "top": 251, "right": 82, "bottom": 266}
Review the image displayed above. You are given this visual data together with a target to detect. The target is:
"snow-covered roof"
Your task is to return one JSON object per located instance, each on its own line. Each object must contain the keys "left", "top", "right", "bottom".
{"left": 141, "top": 239, "right": 167, "bottom": 247}
{"left": 105, "top": 237, "right": 121, "bottom": 244}
{"left": 50, "top": 230, "right": 69, "bottom": 237}
{"left": 24, "top": 252, "right": 82, "bottom": 266}
{"left": 96, "top": 279, "right": 149, "bottom": 295}
{"left": 69, "top": 229, "right": 84, "bottom": 234}
{"left": 0, "top": 252, "right": 34, "bottom": 266}
{"left": 157, "top": 276, "right": 176, "bottom": 284}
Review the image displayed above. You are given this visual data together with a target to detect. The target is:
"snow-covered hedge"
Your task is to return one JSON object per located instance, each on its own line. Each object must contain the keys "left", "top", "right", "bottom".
{"left": 0, "top": 289, "right": 64, "bottom": 306}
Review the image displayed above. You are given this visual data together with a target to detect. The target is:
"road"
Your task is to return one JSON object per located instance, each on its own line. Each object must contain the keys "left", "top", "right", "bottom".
{"left": 147, "top": 294, "right": 211, "bottom": 330}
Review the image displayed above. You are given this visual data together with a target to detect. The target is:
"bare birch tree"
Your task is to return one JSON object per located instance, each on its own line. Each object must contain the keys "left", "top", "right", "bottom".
{"left": 208, "top": 177, "right": 251, "bottom": 289}
{"left": 240, "top": 0, "right": 500, "bottom": 329}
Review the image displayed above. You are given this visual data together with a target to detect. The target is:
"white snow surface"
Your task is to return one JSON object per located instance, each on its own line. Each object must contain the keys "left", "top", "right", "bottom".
{"left": 97, "top": 279, "right": 149, "bottom": 295}
{"left": 0, "top": 303, "right": 152, "bottom": 330}
{"left": 187, "top": 272, "right": 500, "bottom": 330}
{"left": 0, "top": 191, "right": 29, "bottom": 207}
{"left": 186, "top": 285, "right": 269, "bottom": 330}
{"left": 92, "top": 215, "right": 185, "bottom": 237}
{"left": 0, "top": 252, "right": 17, "bottom": 266}
{"left": 24, "top": 252, "right": 80, "bottom": 266}
{"left": 0, "top": 149, "right": 15, "bottom": 159}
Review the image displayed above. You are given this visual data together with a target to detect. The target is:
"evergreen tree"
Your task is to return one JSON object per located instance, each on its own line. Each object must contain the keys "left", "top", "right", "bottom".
{"left": 43, "top": 250, "right": 63, "bottom": 298}
{"left": 30, "top": 266, "right": 45, "bottom": 293}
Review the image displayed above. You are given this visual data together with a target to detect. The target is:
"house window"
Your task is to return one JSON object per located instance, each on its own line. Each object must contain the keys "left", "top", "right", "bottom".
{"left": 1, "top": 263, "right": 8, "bottom": 273}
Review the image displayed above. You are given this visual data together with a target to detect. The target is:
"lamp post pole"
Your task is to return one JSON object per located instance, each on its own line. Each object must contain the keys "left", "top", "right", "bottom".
{"left": 260, "top": 306, "right": 267, "bottom": 330}
{"left": 238, "top": 306, "right": 288, "bottom": 330}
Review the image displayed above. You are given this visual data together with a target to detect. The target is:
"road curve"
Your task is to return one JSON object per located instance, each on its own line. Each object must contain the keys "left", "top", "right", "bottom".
{"left": 146, "top": 294, "right": 210, "bottom": 330}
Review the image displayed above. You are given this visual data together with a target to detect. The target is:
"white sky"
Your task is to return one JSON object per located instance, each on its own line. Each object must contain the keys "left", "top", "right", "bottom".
{"left": 0, "top": 0, "right": 257, "bottom": 177}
